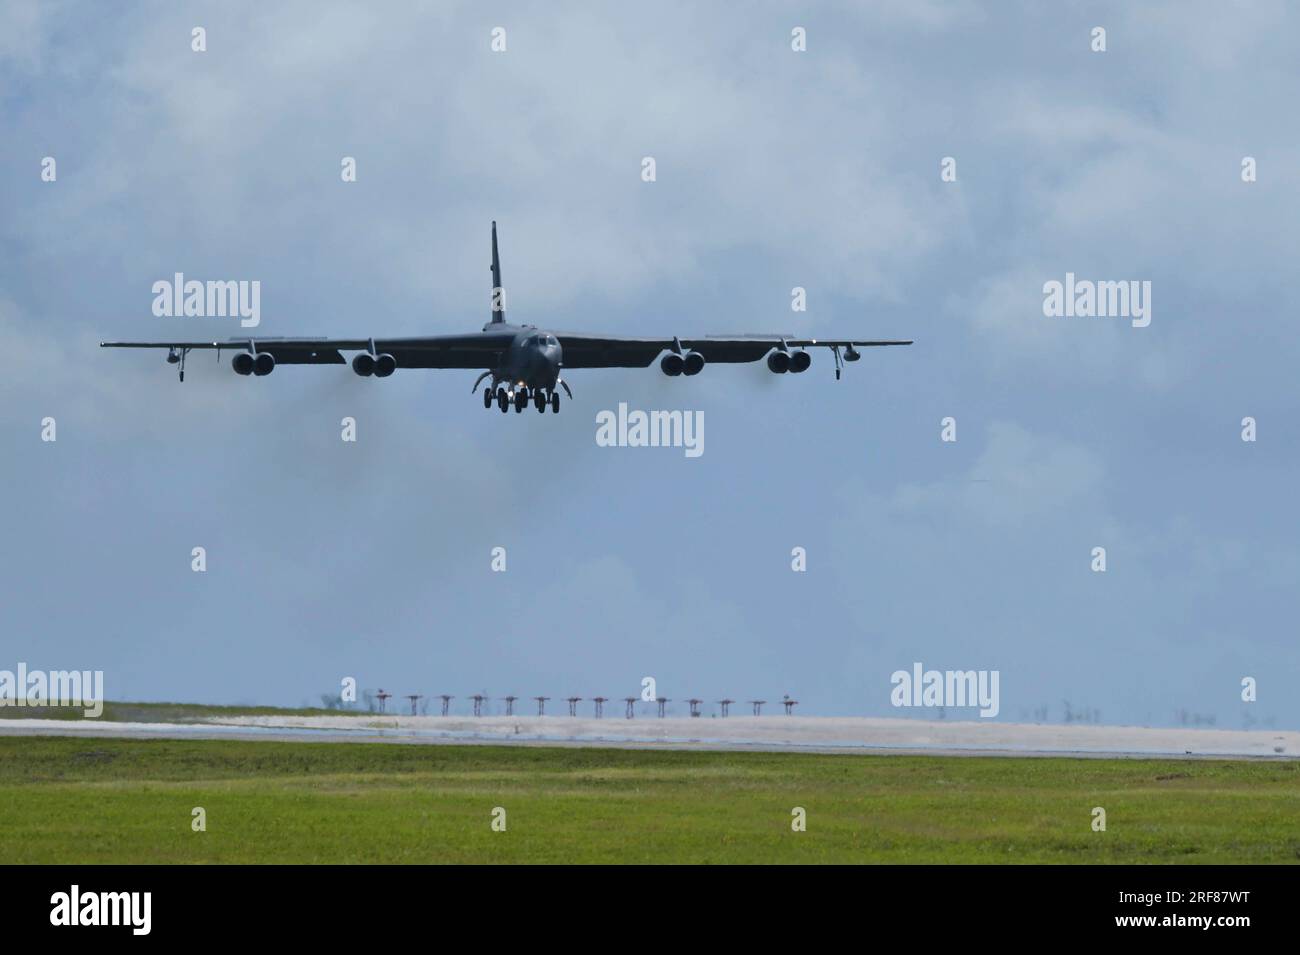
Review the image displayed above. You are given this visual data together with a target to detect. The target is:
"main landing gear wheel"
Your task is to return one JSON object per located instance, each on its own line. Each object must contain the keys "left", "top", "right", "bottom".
{"left": 550, "top": 390, "right": 560, "bottom": 413}
{"left": 497, "top": 388, "right": 509, "bottom": 412}
{"left": 534, "top": 390, "right": 546, "bottom": 412}
{"left": 514, "top": 389, "right": 527, "bottom": 412}
{"left": 484, "top": 386, "right": 494, "bottom": 409}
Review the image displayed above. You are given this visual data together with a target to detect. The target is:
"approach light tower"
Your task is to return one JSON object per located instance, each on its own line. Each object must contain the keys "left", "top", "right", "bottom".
{"left": 471, "top": 694, "right": 486, "bottom": 717}
{"left": 656, "top": 697, "right": 669, "bottom": 718}
{"left": 534, "top": 696, "right": 549, "bottom": 717}
{"left": 592, "top": 696, "right": 608, "bottom": 718}
{"left": 687, "top": 698, "right": 703, "bottom": 718}
{"left": 782, "top": 694, "right": 798, "bottom": 715}
{"left": 624, "top": 697, "right": 637, "bottom": 719}
{"left": 718, "top": 698, "right": 733, "bottom": 717}
{"left": 405, "top": 694, "right": 422, "bottom": 715}
{"left": 376, "top": 689, "right": 391, "bottom": 714}
{"left": 503, "top": 695, "right": 518, "bottom": 717}
{"left": 749, "top": 699, "right": 766, "bottom": 716}
{"left": 566, "top": 696, "right": 582, "bottom": 717}
{"left": 439, "top": 694, "right": 454, "bottom": 716}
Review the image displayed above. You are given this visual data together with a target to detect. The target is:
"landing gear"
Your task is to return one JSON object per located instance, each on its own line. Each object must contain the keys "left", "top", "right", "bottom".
{"left": 483, "top": 381, "right": 561, "bottom": 415}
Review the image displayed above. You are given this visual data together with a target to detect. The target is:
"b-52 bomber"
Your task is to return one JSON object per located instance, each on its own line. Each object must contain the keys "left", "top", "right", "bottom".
{"left": 102, "top": 222, "right": 912, "bottom": 413}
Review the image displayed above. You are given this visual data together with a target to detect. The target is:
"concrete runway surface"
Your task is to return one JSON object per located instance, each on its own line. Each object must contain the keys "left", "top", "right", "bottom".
{"left": 1, "top": 714, "right": 1295, "bottom": 759}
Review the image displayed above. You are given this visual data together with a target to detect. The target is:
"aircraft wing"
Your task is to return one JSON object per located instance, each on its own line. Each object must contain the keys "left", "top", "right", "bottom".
{"left": 100, "top": 332, "right": 518, "bottom": 369}
{"left": 552, "top": 332, "right": 912, "bottom": 369}
{"left": 101, "top": 330, "right": 910, "bottom": 380}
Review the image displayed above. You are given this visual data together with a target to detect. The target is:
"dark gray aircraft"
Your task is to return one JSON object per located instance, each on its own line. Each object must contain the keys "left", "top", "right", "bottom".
{"left": 102, "top": 222, "right": 911, "bottom": 413}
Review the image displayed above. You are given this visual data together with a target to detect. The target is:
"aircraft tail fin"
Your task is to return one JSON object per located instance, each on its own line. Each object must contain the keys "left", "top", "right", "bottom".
{"left": 490, "top": 221, "right": 505, "bottom": 324}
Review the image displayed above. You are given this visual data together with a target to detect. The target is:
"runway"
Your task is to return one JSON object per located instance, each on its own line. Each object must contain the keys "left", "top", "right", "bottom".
{"left": 1, "top": 714, "right": 1295, "bottom": 759}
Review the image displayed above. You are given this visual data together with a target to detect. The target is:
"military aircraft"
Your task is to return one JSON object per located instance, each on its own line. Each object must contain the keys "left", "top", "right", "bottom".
{"left": 102, "top": 222, "right": 912, "bottom": 413}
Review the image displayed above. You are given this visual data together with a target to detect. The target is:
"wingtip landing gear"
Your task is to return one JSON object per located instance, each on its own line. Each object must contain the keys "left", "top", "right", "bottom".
{"left": 167, "top": 346, "right": 190, "bottom": 382}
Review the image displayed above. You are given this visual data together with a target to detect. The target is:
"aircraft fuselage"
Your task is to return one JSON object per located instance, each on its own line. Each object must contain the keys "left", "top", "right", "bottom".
{"left": 488, "top": 322, "right": 562, "bottom": 389}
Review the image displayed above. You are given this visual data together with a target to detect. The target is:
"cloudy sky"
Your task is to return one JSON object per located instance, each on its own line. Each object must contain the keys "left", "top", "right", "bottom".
{"left": 2, "top": 1, "right": 1297, "bottom": 726}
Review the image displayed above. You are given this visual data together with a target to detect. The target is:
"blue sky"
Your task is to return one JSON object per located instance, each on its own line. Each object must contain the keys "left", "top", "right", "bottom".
{"left": 2, "top": 1, "right": 1297, "bottom": 726}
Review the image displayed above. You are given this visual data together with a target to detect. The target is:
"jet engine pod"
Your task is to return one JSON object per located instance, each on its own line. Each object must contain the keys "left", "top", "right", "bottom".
{"left": 253, "top": 352, "right": 275, "bottom": 376}
{"left": 844, "top": 344, "right": 861, "bottom": 362}
{"left": 351, "top": 353, "right": 375, "bottom": 376}
{"left": 766, "top": 350, "right": 791, "bottom": 373}
{"left": 682, "top": 351, "right": 705, "bottom": 376}
{"left": 660, "top": 353, "right": 685, "bottom": 376}
{"left": 789, "top": 350, "right": 811, "bottom": 373}
{"left": 231, "top": 352, "right": 255, "bottom": 376}
{"left": 373, "top": 353, "right": 396, "bottom": 377}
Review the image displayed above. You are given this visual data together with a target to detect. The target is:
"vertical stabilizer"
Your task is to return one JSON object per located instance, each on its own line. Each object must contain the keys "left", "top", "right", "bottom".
{"left": 490, "top": 221, "right": 505, "bottom": 324}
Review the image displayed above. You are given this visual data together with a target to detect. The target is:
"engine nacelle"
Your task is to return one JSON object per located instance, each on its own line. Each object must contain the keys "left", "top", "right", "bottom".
{"left": 660, "top": 353, "right": 684, "bottom": 376}
{"left": 352, "top": 353, "right": 375, "bottom": 376}
{"left": 253, "top": 352, "right": 275, "bottom": 376}
{"left": 682, "top": 351, "right": 705, "bottom": 376}
{"left": 844, "top": 344, "right": 861, "bottom": 362}
{"left": 789, "top": 350, "right": 811, "bottom": 373}
{"left": 374, "top": 353, "right": 396, "bottom": 377}
{"left": 767, "top": 350, "right": 791, "bottom": 374}
{"left": 231, "top": 352, "right": 254, "bottom": 376}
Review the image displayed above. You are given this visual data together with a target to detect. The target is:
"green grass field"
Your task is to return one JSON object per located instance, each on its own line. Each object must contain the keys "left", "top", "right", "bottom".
{"left": 2, "top": 736, "right": 1297, "bottom": 863}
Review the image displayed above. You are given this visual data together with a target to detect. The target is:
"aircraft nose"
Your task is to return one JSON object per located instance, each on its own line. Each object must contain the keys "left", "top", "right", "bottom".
{"left": 526, "top": 340, "right": 559, "bottom": 374}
